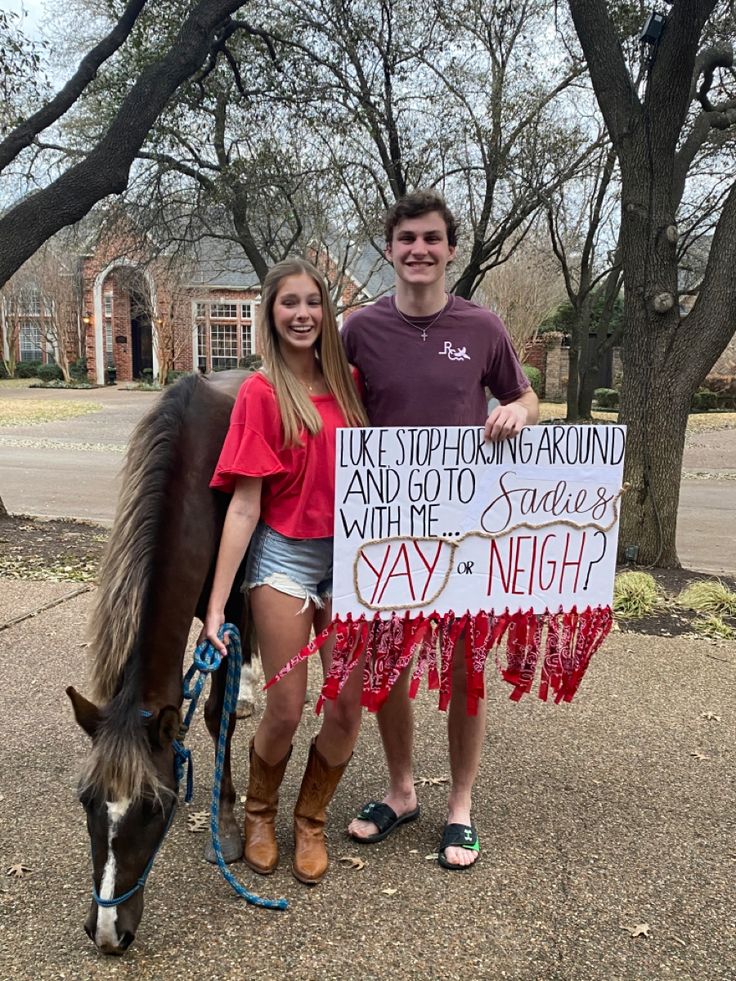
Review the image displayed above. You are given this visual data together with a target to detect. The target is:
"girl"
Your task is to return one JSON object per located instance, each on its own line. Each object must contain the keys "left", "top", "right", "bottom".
{"left": 202, "top": 258, "right": 367, "bottom": 885}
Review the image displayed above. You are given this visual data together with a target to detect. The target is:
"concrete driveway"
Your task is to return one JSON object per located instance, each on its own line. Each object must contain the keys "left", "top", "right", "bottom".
{"left": 0, "top": 579, "right": 734, "bottom": 979}
{"left": 0, "top": 385, "right": 160, "bottom": 525}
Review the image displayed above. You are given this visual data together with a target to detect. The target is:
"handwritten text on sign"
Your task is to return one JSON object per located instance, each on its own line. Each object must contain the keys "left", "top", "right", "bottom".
{"left": 332, "top": 425, "right": 626, "bottom": 619}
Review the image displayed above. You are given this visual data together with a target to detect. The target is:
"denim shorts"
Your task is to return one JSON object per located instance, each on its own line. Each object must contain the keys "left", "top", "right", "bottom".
{"left": 244, "top": 520, "right": 333, "bottom": 611}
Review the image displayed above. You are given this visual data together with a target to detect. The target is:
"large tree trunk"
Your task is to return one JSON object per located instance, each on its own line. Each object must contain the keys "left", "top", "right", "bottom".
{"left": 568, "top": 0, "right": 736, "bottom": 567}
{"left": 566, "top": 295, "right": 592, "bottom": 421}
{"left": 616, "top": 113, "right": 685, "bottom": 565}
{"left": 617, "top": 360, "right": 691, "bottom": 568}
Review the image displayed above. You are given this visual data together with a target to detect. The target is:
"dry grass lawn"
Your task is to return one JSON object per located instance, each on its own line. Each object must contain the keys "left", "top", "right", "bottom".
{"left": 0, "top": 398, "right": 101, "bottom": 427}
{"left": 538, "top": 402, "right": 736, "bottom": 435}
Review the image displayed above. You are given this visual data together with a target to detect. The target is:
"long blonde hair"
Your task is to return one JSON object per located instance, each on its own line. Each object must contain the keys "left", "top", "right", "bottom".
{"left": 258, "top": 258, "right": 367, "bottom": 446}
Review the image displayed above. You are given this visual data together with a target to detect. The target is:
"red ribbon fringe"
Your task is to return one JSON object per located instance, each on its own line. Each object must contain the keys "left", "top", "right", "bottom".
{"left": 265, "top": 606, "right": 613, "bottom": 715}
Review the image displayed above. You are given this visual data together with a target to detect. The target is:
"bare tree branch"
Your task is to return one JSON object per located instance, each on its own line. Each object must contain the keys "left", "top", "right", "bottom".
{"left": 0, "top": 0, "right": 248, "bottom": 289}
{"left": 0, "top": 0, "right": 150, "bottom": 174}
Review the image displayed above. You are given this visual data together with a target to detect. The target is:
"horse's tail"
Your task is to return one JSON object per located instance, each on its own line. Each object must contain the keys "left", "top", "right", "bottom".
{"left": 88, "top": 375, "right": 203, "bottom": 704}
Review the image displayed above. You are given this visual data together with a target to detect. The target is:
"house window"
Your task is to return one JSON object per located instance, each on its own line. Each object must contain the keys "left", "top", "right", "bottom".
{"left": 210, "top": 303, "right": 237, "bottom": 319}
{"left": 242, "top": 322, "right": 253, "bottom": 357}
{"left": 19, "top": 322, "right": 43, "bottom": 361}
{"left": 210, "top": 323, "right": 238, "bottom": 370}
{"left": 193, "top": 297, "right": 258, "bottom": 371}
{"left": 103, "top": 292, "right": 114, "bottom": 358}
{"left": 197, "top": 323, "right": 208, "bottom": 371}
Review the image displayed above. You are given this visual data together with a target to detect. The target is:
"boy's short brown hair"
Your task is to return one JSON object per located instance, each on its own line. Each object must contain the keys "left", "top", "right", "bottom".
{"left": 384, "top": 190, "right": 459, "bottom": 247}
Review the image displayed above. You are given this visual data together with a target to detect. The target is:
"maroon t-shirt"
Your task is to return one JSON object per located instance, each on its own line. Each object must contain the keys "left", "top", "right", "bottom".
{"left": 341, "top": 295, "right": 529, "bottom": 426}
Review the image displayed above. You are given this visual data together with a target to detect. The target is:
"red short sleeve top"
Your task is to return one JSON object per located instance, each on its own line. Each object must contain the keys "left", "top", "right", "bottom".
{"left": 210, "top": 372, "right": 347, "bottom": 539}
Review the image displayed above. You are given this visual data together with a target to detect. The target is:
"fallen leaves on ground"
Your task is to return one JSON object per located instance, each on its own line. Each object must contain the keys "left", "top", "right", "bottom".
{"left": 5, "top": 864, "right": 32, "bottom": 878}
{"left": 690, "top": 751, "right": 711, "bottom": 761}
{"left": 414, "top": 775, "right": 449, "bottom": 787}
{"left": 381, "top": 887, "right": 398, "bottom": 896}
{"left": 700, "top": 711, "right": 721, "bottom": 722}
{"left": 338, "top": 856, "right": 365, "bottom": 871}
{"left": 187, "top": 811, "right": 209, "bottom": 833}
{"left": 622, "top": 923, "right": 651, "bottom": 939}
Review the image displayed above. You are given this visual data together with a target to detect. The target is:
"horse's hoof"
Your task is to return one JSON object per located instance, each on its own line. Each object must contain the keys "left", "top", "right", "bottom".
{"left": 204, "top": 832, "right": 243, "bottom": 865}
{"left": 236, "top": 698, "right": 253, "bottom": 719}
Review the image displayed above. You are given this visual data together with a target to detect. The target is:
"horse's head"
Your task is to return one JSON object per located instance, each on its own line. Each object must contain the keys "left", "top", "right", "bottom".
{"left": 67, "top": 687, "right": 183, "bottom": 955}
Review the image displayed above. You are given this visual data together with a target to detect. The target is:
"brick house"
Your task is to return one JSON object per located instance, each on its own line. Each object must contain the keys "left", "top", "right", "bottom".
{"left": 2, "top": 227, "right": 391, "bottom": 384}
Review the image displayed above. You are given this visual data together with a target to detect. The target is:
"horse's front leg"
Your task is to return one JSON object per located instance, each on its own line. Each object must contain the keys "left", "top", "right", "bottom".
{"left": 203, "top": 664, "right": 244, "bottom": 864}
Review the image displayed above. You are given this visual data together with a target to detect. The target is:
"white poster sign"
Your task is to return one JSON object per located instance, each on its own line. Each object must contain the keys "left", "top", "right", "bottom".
{"left": 333, "top": 425, "right": 626, "bottom": 619}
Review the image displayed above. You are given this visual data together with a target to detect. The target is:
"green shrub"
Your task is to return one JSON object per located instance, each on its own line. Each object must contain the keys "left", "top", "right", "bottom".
{"left": 70, "top": 358, "right": 88, "bottom": 381}
{"left": 692, "top": 614, "right": 735, "bottom": 640}
{"left": 0, "top": 362, "right": 10, "bottom": 379}
{"left": 522, "top": 363, "right": 542, "bottom": 395}
{"left": 691, "top": 389, "right": 718, "bottom": 411}
{"left": 16, "top": 360, "right": 42, "bottom": 378}
{"left": 141, "top": 368, "right": 154, "bottom": 383}
{"left": 613, "top": 572, "right": 660, "bottom": 619}
{"left": 37, "top": 363, "right": 64, "bottom": 382}
{"left": 165, "top": 370, "right": 188, "bottom": 385}
{"left": 677, "top": 579, "right": 736, "bottom": 616}
{"left": 594, "top": 387, "right": 619, "bottom": 408}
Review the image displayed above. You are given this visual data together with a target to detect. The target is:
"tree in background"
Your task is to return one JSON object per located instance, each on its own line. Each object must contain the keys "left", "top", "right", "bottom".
{"left": 261, "top": 0, "right": 597, "bottom": 298}
{"left": 29, "top": 246, "right": 85, "bottom": 383}
{"left": 1, "top": 270, "right": 35, "bottom": 378}
{"left": 569, "top": 0, "right": 736, "bottom": 566}
{"left": 0, "top": 0, "right": 254, "bottom": 288}
{"left": 474, "top": 233, "right": 565, "bottom": 359}
{"left": 546, "top": 142, "right": 623, "bottom": 420}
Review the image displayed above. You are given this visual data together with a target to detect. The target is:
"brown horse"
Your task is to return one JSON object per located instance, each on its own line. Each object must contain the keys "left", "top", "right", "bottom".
{"left": 67, "top": 370, "right": 250, "bottom": 955}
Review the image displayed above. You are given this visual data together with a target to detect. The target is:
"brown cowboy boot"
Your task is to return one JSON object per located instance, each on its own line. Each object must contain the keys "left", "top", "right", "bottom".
{"left": 293, "top": 739, "right": 351, "bottom": 885}
{"left": 243, "top": 740, "right": 292, "bottom": 875}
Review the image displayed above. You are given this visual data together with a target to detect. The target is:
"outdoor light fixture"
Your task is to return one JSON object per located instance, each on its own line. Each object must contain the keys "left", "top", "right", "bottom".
{"left": 82, "top": 311, "right": 92, "bottom": 325}
{"left": 639, "top": 11, "right": 666, "bottom": 46}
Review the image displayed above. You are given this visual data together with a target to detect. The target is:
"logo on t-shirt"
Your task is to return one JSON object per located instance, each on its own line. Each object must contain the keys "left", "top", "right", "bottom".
{"left": 438, "top": 340, "right": 471, "bottom": 361}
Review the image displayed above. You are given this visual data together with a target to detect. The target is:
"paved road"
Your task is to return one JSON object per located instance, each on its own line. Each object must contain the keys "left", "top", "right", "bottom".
{"left": 1, "top": 384, "right": 734, "bottom": 572}
{"left": 0, "top": 385, "right": 159, "bottom": 525}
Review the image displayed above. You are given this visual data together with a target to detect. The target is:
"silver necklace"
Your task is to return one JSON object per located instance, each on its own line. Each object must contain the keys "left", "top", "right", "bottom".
{"left": 392, "top": 294, "right": 451, "bottom": 341}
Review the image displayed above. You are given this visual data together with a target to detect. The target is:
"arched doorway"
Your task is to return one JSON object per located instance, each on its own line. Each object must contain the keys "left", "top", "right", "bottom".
{"left": 92, "top": 261, "right": 158, "bottom": 385}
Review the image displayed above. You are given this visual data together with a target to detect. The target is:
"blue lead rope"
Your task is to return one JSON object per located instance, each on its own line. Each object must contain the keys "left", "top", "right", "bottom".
{"left": 189, "top": 624, "right": 288, "bottom": 912}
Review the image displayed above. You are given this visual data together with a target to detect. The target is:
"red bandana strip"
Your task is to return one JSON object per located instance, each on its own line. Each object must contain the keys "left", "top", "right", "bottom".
{"left": 265, "top": 606, "right": 614, "bottom": 714}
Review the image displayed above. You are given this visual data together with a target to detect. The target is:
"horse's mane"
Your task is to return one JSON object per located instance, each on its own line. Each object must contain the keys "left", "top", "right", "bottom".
{"left": 89, "top": 374, "right": 202, "bottom": 704}
{"left": 81, "top": 375, "right": 208, "bottom": 801}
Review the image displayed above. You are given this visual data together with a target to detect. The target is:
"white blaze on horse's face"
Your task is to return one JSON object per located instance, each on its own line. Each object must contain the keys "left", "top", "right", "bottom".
{"left": 95, "top": 798, "right": 131, "bottom": 951}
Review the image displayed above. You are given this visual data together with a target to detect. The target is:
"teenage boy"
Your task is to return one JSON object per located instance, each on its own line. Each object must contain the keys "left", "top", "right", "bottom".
{"left": 342, "top": 190, "right": 539, "bottom": 869}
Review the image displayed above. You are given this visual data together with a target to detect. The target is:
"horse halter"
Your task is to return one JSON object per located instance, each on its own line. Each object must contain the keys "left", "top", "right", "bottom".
{"left": 88, "top": 636, "right": 218, "bottom": 910}
{"left": 90, "top": 714, "right": 192, "bottom": 910}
